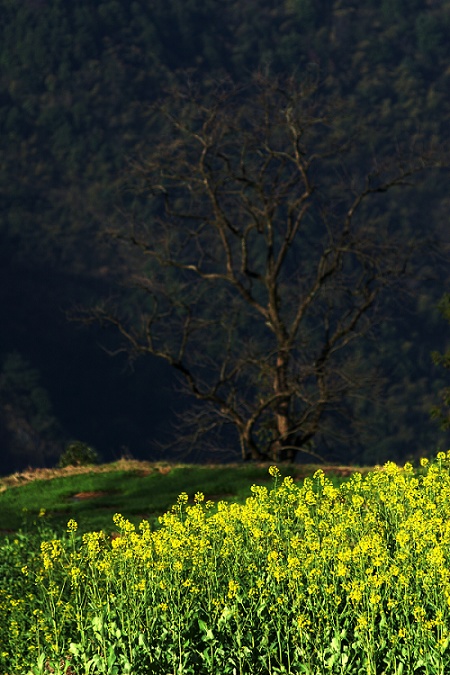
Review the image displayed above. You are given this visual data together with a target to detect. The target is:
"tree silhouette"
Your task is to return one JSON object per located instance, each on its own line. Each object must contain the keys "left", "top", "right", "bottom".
{"left": 85, "top": 75, "right": 442, "bottom": 462}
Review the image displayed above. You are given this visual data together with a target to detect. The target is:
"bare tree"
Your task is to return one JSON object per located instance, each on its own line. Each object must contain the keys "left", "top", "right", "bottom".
{"left": 86, "top": 75, "right": 440, "bottom": 462}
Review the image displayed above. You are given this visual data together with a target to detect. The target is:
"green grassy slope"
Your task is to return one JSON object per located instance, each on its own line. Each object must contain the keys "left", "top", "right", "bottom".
{"left": 0, "top": 460, "right": 361, "bottom": 535}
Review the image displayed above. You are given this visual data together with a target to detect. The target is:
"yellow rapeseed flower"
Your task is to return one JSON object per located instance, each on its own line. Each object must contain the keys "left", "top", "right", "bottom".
{"left": 268, "top": 465, "right": 280, "bottom": 477}
{"left": 227, "top": 580, "right": 239, "bottom": 599}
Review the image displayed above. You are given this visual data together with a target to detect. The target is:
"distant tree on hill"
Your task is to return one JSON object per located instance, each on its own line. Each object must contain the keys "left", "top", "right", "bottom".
{"left": 81, "top": 75, "right": 444, "bottom": 463}
{"left": 58, "top": 441, "right": 100, "bottom": 468}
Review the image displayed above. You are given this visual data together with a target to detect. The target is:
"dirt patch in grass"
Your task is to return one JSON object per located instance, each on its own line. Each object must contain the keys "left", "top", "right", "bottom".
{"left": 70, "top": 490, "right": 115, "bottom": 501}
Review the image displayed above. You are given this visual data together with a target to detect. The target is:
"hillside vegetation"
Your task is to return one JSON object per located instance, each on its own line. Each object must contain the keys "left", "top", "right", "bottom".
{"left": 1, "top": 0, "right": 449, "bottom": 469}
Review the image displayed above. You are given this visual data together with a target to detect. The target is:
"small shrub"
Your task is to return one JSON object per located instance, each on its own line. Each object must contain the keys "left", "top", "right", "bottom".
{"left": 57, "top": 441, "right": 99, "bottom": 468}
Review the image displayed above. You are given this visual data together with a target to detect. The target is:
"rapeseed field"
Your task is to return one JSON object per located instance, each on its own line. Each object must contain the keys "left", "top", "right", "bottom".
{"left": 2, "top": 455, "right": 450, "bottom": 674}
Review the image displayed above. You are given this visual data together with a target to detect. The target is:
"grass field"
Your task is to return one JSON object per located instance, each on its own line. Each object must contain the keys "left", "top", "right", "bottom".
{"left": 0, "top": 459, "right": 354, "bottom": 535}
{"left": 2, "top": 456, "right": 450, "bottom": 674}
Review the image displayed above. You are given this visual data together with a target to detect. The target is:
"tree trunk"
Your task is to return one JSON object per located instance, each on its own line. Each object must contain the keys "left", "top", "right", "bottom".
{"left": 270, "top": 351, "right": 296, "bottom": 461}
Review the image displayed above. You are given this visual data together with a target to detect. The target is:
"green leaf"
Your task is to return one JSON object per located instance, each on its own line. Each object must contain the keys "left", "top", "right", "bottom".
{"left": 198, "top": 618, "right": 214, "bottom": 641}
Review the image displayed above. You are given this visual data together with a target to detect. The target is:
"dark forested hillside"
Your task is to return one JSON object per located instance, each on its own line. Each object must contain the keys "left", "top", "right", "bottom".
{"left": 1, "top": 0, "right": 449, "bottom": 471}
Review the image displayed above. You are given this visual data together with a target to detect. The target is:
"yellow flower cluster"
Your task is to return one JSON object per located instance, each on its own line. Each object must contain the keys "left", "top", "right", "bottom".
{"left": 28, "top": 451, "right": 450, "bottom": 673}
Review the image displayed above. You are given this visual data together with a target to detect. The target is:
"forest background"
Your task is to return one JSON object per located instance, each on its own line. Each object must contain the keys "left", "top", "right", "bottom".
{"left": 1, "top": 0, "right": 450, "bottom": 474}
